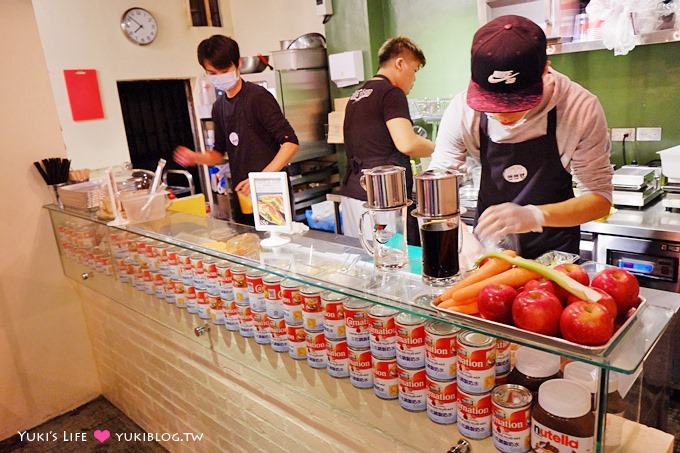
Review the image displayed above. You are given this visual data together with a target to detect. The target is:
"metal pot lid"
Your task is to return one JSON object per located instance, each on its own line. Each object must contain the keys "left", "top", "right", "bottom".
{"left": 413, "top": 169, "right": 461, "bottom": 217}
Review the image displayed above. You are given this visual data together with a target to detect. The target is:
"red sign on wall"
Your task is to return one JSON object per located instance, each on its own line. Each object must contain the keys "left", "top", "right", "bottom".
{"left": 63, "top": 69, "right": 104, "bottom": 121}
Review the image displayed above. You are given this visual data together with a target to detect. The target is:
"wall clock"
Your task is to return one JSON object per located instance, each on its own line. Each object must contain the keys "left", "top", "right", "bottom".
{"left": 120, "top": 7, "right": 158, "bottom": 46}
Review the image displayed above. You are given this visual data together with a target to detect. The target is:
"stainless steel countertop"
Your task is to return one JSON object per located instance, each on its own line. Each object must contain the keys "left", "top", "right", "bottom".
{"left": 581, "top": 199, "right": 680, "bottom": 242}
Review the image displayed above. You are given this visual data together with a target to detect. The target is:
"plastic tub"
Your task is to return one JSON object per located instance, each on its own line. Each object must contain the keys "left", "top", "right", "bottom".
{"left": 120, "top": 191, "right": 169, "bottom": 223}
{"left": 657, "top": 145, "right": 680, "bottom": 180}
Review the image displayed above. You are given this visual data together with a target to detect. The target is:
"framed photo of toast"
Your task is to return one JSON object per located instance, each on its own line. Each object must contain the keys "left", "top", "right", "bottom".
{"left": 248, "top": 172, "right": 293, "bottom": 246}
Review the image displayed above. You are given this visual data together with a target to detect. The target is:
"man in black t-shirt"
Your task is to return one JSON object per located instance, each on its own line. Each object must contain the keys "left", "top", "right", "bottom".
{"left": 174, "top": 35, "right": 299, "bottom": 225}
{"left": 340, "top": 36, "right": 434, "bottom": 242}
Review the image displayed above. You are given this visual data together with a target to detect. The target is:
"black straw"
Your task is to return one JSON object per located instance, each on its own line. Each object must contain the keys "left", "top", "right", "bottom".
{"left": 33, "top": 158, "right": 71, "bottom": 186}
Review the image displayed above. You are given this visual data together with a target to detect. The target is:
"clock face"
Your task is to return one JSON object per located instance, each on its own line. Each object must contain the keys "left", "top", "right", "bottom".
{"left": 121, "top": 8, "right": 158, "bottom": 45}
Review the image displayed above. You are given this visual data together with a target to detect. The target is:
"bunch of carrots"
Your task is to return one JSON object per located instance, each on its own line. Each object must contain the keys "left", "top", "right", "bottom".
{"left": 433, "top": 250, "right": 540, "bottom": 315}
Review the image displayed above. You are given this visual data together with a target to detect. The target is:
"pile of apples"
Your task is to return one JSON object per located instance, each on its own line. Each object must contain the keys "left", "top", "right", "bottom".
{"left": 476, "top": 263, "right": 641, "bottom": 346}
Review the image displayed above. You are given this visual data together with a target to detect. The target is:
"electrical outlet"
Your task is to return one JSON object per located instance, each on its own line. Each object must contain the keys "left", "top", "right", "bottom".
{"left": 636, "top": 127, "right": 662, "bottom": 141}
{"left": 611, "top": 127, "right": 636, "bottom": 141}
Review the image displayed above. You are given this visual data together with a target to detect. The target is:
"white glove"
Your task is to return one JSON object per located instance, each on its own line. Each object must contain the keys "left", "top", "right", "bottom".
{"left": 474, "top": 203, "right": 544, "bottom": 243}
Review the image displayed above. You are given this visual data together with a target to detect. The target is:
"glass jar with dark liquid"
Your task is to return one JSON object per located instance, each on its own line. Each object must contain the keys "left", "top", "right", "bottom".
{"left": 418, "top": 216, "right": 460, "bottom": 285}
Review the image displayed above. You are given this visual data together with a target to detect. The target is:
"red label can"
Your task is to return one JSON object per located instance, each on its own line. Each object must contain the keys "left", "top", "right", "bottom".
{"left": 397, "top": 365, "right": 427, "bottom": 412}
{"left": 300, "top": 286, "right": 322, "bottom": 312}
{"left": 457, "top": 330, "right": 496, "bottom": 394}
{"left": 426, "top": 376, "right": 457, "bottom": 424}
{"left": 326, "top": 338, "right": 349, "bottom": 378}
{"left": 373, "top": 356, "right": 398, "bottom": 400}
{"left": 287, "top": 325, "right": 307, "bottom": 360}
{"left": 492, "top": 384, "right": 532, "bottom": 453}
{"left": 368, "top": 305, "right": 398, "bottom": 360}
{"left": 305, "top": 330, "right": 327, "bottom": 369}
{"left": 348, "top": 347, "right": 373, "bottom": 389}
{"left": 457, "top": 387, "right": 492, "bottom": 440}
{"left": 396, "top": 313, "right": 426, "bottom": 369}
{"left": 344, "top": 299, "right": 371, "bottom": 349}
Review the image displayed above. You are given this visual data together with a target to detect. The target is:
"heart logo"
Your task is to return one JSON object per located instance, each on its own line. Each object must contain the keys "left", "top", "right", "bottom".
{"left": 93, "top": 429, "right": 110, "bottom": 443}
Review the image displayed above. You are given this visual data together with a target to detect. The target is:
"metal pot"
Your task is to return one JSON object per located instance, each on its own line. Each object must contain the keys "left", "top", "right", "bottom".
{"left": 287, "top": 32, "right": 327, "bottom": 49}
{"left": 240, "top": 56, "right": 268, "bottom": 74}
{"left": 413, "top": 169, "right": 462, "bottom": 217}
{"left": 359, "top": 165, "right": 408, "bottom": 209}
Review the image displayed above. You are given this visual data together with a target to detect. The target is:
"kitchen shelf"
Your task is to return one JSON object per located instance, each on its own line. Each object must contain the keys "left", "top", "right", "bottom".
{"left": 548, "top": 29, "right": 680, "bottom": 55}
{"left": 45, "top": 204, "right": 679, "bottom": 375}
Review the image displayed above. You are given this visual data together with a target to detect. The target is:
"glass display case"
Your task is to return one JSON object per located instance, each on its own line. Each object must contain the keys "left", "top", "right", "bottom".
{"left": 45, "top": 205, "right": 679, "bottom": 452}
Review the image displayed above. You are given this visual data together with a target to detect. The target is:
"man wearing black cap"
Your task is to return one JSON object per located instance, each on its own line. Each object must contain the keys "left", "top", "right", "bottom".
{"left": 430, "top": 15, "right": 613, "bottom": 258}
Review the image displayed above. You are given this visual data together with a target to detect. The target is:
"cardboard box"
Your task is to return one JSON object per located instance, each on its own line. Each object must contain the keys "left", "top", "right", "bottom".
{"left": 327, "top": 111, "right": 345, "bottom": 144}
{"left": 334, "top": 97, "right": 350, "bottom": 112}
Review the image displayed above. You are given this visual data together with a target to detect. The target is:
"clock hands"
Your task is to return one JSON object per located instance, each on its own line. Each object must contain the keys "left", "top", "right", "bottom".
{"left": 127, "top": 16, "right": 144, "bottom": 33}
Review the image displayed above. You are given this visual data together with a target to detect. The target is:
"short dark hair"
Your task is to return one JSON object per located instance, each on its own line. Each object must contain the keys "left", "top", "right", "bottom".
{"left": 378, "top": 36, "right": 426, "bottom": 68}
{"left": 197, "top": 35, "right": 240, "bottom": 70}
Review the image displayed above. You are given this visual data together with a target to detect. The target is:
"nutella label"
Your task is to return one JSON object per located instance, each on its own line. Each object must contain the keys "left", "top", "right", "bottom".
{"left": 531, "top": 419, "right": 594, "bottom": 453}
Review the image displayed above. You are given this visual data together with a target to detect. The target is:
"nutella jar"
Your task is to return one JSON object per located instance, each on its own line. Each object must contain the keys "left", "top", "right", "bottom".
{"left": 563, "top": 362, "right": 625, "bottom": 415}
{"left": 507, "top": 346, "right": 561, "bottom": 398}
{"left": 531, "top": 379, "right": 595, "bottom": 453}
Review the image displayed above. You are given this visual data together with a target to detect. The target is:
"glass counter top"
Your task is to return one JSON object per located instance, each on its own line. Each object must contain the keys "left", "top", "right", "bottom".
{"left": 46, "top": 205, "right": 680, "bottom": 374}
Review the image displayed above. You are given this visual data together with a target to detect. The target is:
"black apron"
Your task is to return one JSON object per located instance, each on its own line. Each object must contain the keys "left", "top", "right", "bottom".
{"left": 475, "top": 108, "right": 580, "bottom": 258}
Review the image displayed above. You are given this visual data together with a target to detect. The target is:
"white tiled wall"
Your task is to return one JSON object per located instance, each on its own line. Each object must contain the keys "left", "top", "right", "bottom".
{"left": 81, "top": 287, "right": 464, "bottom": 452}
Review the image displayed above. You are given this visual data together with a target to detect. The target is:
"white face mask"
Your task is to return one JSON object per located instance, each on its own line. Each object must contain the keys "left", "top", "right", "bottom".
{"left": 208, "top": 71, "right": 239, "bottom": 93}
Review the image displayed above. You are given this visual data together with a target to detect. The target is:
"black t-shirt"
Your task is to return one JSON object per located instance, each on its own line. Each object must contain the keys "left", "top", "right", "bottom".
{"left": 340, "top": 76, "right": 413, "bottom": 200}
{"left": 212, "top": 81, "right": 298, "bottom": 187}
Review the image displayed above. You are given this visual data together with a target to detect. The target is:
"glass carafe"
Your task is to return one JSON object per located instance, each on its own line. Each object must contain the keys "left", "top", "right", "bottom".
{"left": 359, "top": 204, "right": 410, "bottom": 270}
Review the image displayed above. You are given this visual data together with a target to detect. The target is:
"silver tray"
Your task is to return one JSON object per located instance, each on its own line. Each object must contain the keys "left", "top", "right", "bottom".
{"left": 430, "top": 296, "right": 646, "bottom": 356}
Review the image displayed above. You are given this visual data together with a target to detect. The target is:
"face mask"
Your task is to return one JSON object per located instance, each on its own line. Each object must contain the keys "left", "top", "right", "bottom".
{"left": 208, "top": 71, "right": 238, "bottom": 92}
{"left": 485, "top": 111, "right": 529, "bottom": 130}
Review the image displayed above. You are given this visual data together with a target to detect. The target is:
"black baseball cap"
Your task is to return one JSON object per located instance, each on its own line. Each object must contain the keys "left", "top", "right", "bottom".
{"left": 467, "top": 15, "right": 547, "bottom": 113}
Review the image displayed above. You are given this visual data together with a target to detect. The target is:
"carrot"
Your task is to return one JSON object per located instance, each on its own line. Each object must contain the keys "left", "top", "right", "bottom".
{"left": 437, "top": 296, "right": 478, "bottom": 309}
{"left": 446, "top": 267, "right": 540, "bottom": 304}
{"left": 441, "top": 301, "right": 479, "bottom": 315}
{"left": 435, "top": 249, "right": 517, "bottom": 303}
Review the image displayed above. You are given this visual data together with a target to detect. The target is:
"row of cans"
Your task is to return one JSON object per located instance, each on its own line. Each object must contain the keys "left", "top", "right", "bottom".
{"left": 62, "top": 227, "right": 533, "bottom": 446}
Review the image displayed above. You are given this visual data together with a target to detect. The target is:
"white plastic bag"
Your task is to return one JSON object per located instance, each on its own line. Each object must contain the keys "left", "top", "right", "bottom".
{"left": 586, "top": 0, "right": 636, "bottom": 55}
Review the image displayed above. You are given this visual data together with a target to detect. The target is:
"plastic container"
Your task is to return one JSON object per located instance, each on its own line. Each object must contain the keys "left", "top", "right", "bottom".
{"left": 657, "top": 145, "right": 680, "bottom": 179}
{"left": 120, "top": 191, "right": 169, "bottom": 222}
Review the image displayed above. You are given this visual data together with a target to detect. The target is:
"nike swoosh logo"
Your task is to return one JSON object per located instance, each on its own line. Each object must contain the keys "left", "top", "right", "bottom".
{"left": 488, "top": 72, "right": 519, "bottom": 84}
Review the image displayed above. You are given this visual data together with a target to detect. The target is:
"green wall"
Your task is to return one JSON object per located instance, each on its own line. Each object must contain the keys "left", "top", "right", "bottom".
{"left": 326, "top": 0, "right": 680, "bottom": 169}
{"left": 551, "top": 42, "right": 680, "bottom": 167}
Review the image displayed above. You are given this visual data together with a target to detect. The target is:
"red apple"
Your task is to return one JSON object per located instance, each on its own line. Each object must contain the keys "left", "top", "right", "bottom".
{"left": 560, "top": 301, "right": 615, "bottom": 346}
{"left": 478, "top": 283, "right": 518, "bottom": 324}
{"left": 512, "top": 289, "right": 563, "bottom": 336}
{"left": 553, "top": 263, "right": 590, "bottom": 301}
{"left": 567, "top": 287, "right": 618, "bottom": 319}
{"left": 525, "top": 278, "right": 564, "bottom": 303}
{"left": 591, "top": 268, "right": 640, "bottom": 314}
{"left": 554, "top": 263, "right": 590, "bottom": 286}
